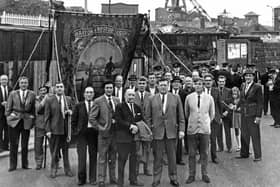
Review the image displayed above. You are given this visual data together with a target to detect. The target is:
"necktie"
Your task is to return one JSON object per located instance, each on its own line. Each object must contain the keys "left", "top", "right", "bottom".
{"left": 22, "top": 91, "right": 26, "bottom": 104}
{"left": 162, "top": 94, "right": 165, "bottom": 114}
{"left": 108, "top": 97, "right": 114, "bottom": 111}
{"left": 58, "top": 96, "right": 65, "bottom": 118}
{"left": 130, "top": 103, "right": 135, "bottom": 116}
{"left": 4, "top": 87, "right": 7, "bottom": 101}
{"left": 140, "top": 92, "right": 144, "bottom": 104}
{"left": 220, "top": 88, "right": 223, "bottom": 96}
{"left": 116, "top": 88, "right": 119, "bottom": 97}
{"left": 198, "top": 95, "right": 200, "bottom": 109}
{"left": 87, "top": 101, "right": 92, "bottom": 114}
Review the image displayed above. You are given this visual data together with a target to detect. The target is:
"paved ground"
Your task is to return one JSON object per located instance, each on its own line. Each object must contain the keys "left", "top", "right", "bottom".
{"left": 0, "top": 115, "right": 280, "bottom": 187}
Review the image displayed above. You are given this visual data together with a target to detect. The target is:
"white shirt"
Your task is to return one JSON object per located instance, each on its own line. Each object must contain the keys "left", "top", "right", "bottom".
{"left": 160, "top": 94, "right": 167, "bottom": 114}
{"left": 127, "top": 102, "right": 135, "bottom": 116}
{"left": 1, "top": 85, "right": 8, "bottom": 101}
{"left": 115, "top": 87, "right": 123, "bottom": 103}
{"left": 85, "top": 100, "right": 93, "bottom": 128}
{"left": 138, "top": 91, "right": 145, "bottom": 100}
{"left": 104, "top": 94, "right": 115, "bottom": 112}
{"left": 172, "top": 89, "right": 179, "bottom": 95}
{"left": 149, "top": 87, "right": 156, "bottom": 95}
{"left": 20, "top": 89, "right": 27, "bottom": 103}
{"left": 56, "top": 94, "right": 65, "bottom": 118}
{"left": 204, "top": 87, "right": 211, "bottom": 95}
{"left": 245, "top": 81, "right": 253, "bottom": 94}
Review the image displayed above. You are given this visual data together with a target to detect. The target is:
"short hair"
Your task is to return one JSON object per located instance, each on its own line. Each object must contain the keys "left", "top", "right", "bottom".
{"left": 0, "top": 74, "right": 8, "bottom": 79}
{"left": 19, "top": 76, "right": 28, "bottom": 82}
{"left": 218, "top": 75, "right": 226, "bottom": 80}
{"left": 193, "top": 77, "right": 204, "bottom": 83}
{"left": 39, "top": 85, "right": 49, "bottom": 92}
{"left": 84, "top": 86, "right": 94, "bottom": 93}
{"left": 204, "top": 73, "right": 214, "bottom": 80}
{"left": 138, "top": 76, "right": 147, "bottom": 82}
{"left": 55, "top": 81, "right": 64, "bottom": 86}
{"left": 114, "top": 74, "right": 123, "bottom": 81}
{"left": 148, "top": 72, "right": 155, "bottom": 77}
{"left": 103, "top": 80, "right": 114, "bottom": 88}
{"left": 158, "top": 77, "right": 168, "bottom": 83}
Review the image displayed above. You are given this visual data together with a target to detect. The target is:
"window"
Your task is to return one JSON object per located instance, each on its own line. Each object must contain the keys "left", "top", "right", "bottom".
{"left": 227, "top": 43, "right": 247, "bottom": 59}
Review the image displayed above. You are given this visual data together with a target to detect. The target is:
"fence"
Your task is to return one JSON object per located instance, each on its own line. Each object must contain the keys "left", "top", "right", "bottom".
{"left": 0, "top": 11, "right": 51, "bottom": 27}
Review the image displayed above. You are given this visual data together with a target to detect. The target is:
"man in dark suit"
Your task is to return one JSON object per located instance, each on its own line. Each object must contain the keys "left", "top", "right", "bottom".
{"left": 171, "top": 76, "right": 187, "bottom": 165}
{"left": 268, "top": 69, "right": 280, "bottom": 128}
{"left": 114, "top": 75, "right": 125, "bottom": 103}
{"left": 5, "top": 76, "right": 36, "bottom": 171}
{"left": 134, "top": 76, "right": 152, "bottom": 176}
{"left": 146, "top": 73, "right": 158, "bottom": 96}
{"left": 115, "top": 89, "right": 144, "bottom": 187}
{"left": 204, "top": 73, "right": 222, "bottom": 164}
{"left": 146, "top": 78, "right": 185, "bottom": 187}
{"left": 72, "top": 87, "right": 98, "bottom": 185}
{"left": 218, "top": 75, "right": 233, "bottom": 152}
{"left": 0, "top": 74, "right": 10, "bottom": 151}
{"left": 236, "top": 69, "right": 263, "bottom": 162}
{"left": 89, "top": 81, "right": 120, "bottom": 187}
{"left": 261, "top": 68, "right": 270, "bottom": 115}
{"left": 45, "top": 82, "right": 74, "bottom": 178}
{"left": 218, "top": 63, "right": 233, "bottom": 88}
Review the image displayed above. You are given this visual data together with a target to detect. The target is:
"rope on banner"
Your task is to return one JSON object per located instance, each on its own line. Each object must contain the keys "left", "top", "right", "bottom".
{"left": 13, "top": 29, "right": 46, "bottom": 90}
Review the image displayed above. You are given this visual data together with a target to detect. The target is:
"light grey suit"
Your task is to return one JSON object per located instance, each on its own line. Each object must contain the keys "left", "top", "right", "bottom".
{"left": 146, "top": 92, "right": 185, "bottom": 183}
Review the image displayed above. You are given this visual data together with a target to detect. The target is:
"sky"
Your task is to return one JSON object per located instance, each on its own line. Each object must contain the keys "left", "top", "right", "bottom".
{"left": 61, "top": 0, "right": 280, "bottom": 26}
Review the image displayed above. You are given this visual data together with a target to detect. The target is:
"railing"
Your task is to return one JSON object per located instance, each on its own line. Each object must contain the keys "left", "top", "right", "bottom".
{"left": 0, "top": 11, "right": 52, "bottom": 27}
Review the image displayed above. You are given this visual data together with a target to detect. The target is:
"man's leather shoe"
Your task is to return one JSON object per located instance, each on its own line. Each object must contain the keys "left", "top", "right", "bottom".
{"left": 177, "top": 161, "right": 185, "bottom": 165}
{"left": 212, "top": 158, "right": 219, "bottom": 164}
{"left": 35, "top": 165, "right": 42, "bottom": 170}
{"left": 89, "top": 181, "right": 97, "bottom": 185}
{"left": 50, "top": 172, "right": 57, "bottom": 178}
{"left": 235, "top": 156, "right": 249, "bottom": 159}
{"left": 98, "top": 182, "right": 105, "bottom": 187}
{"left": 253, "top": 158, "right": 262, "bottom": 162}
{"left": 78, "top": 181, "right": 85, "bottom": 186}
{"left": 170, "top": 180, "right": 179, "bottom": 187}
{"left": 110, "top": 179, "right": 118, "bottom": 184}
{"left": 130, "top": 180, "right": 144, "bottom": 186}
{"left": 152, "top": 181, "right": 160, "bottom": 187}
{"left": 65, "top": 170, "right": 74, "bottom": 177}
{"left": 185, "top": 176, "right": 195, "bottom": 184}
{"left": 8, "top": 168, "right": 16, "bottom": 172}
{"left": 202, "top": 175, "right": 210, "bottom": 183}
{"left": 22, "top": 166, "right": 31, "bottom": 169}
{"left": 144, "top": 170, "right": 153, "bottom": 176}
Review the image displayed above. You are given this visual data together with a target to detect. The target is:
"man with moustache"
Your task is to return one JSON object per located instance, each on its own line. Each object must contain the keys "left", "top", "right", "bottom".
{"left": 6, "top": 76, "right": 36, "bottom": 171}
{"left": 146, "top": 78, "right": 185, "bottom": 187}
{"left": 115, "top": 89, "right": 144, "bottom": 187}
{"left": 45, "top": 82, "right": 74, "bottom": 178}
{"left": 72, "top": 87, "right": 98, "bottom": 185}
{"left": 89, "top": 80, "right": 120, "bottom": 187}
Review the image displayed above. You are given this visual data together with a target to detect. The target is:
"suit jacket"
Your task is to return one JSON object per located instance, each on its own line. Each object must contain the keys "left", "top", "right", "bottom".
{"left": 240, "top": 82, "right": 263, "bottom": 118}
{"left": 35, "top": 95, "right": 47, "bottom": 129}
{"left": 72, "top": 101, "right": 98, "bottom": 137}
{"left": 134, "top": 91, "right": 151, "bottom": 121}
{"left": 113, "top": 86, "right": 125, "bottom": 103}
{"left": 115, "top": 102, "right": 144, "bottom": 143}
{"left": 5, "top": 89, "right": 36, "bottom": 129}
{"left": 89, "top": 95, "right": 120, "bottom": 138}
{"left": 0, "top": 86, "right": 11, "bottom": 119}
{"left": 219, "top": 87, "right": 232, "bottom": 120}
{"left": 207, "top": 87, "right": 222, "bottom": 123}
{"left": 44, "top": 95, "right": 73, "bottom": 135}
{"left": 146, "top": 93, "right": 185, "bottom": 140}
{"left": 145, "top": 86, "right": 159, "bottom": 95}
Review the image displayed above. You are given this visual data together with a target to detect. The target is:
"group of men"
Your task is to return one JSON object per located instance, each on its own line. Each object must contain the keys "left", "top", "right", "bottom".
{"left": 0, "top": 60, "right": 276, "bottom": 187}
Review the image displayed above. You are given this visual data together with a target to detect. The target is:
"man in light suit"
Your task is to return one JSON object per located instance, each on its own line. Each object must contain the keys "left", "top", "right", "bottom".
{"left": 0, "top": 74, "right": 10, "bottom": 151}
{"left": 114, "top": 75, "right": 125, "bottom": 103}
{"left": 134, "top": 76, "right": 152, "bottom": 176}
{"left": 146, "top": 78, "right": 185, "bottom": 187}
{"left": 89, "top": 80, "right": 120, "bottom": 187}
{"left": 5, "top": 76, "right": 36, "bottom": 171}
{"left": 72, "top": 87, "right": 98, "bottom": 185}
{"left": 45, "top": 82, "right": 74, "bottom": 178}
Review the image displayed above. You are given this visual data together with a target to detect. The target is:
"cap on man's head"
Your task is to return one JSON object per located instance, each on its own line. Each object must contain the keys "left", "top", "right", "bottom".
{"left": 128, "top": 74, "right": 137, "bottom": 81}
{"left": 172, "top": 63, "right": 180, "bottom": 68}
{"left": 247, "top": 64, "right": 256, "bottom": 68}
{"left": 138, "top": 76, "right": 147, "bottom": 82}
{"left": 222, "top": 62, "right": 229, "bottom": 68}
{"left": 153, "top": 65, "right": 162, "bottom": 71}
{"left": 171, "top": 76, "right": 182, "bottom": 84}
{"left": 243, "top": 69, "right": 255, "bottom": 76}
{"left": 269, "top": 68, "right": 277, "bottom": 74}
{"left": 200, "top": 63, "right": 210, "bottom": 69}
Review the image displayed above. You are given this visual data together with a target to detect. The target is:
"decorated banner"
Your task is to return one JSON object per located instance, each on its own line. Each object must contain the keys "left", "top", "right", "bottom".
{"left": 55, "top": 12, "right": 145, "bottom": 99}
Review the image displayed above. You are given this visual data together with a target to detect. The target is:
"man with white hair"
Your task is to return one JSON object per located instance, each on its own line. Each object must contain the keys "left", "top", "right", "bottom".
{"left": 0, "top": 74, "right": 9, "bottom": 152}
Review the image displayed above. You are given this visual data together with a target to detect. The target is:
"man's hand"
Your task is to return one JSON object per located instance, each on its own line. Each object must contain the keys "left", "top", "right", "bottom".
{"left": 46, "top": 132, "right": 51, "bottom": 139}
{"left": 65, "top": 110, "right": 72, "bottom": 115}
{"left": 66, "top": 136, "right": 71, "bottom": 143}
{"left": 1, "top": 101, "right": 7, "bottom": 107}
{"left": 98, "top": 124, "right": 107, "bottom": 131}
{"left": 112, "top": 119, "right": 116, "bottom": 124}
{"left": 254, "top": 117, "right": 261, "bottom": 124}
{"left": 179, "top": 131, "right": 185, "bottom": 139}
{"left": 222, "top": 111, "right": 228, "bottom": 117}
{"left": 130, "top": 124, "right": 138, "bottom": 134}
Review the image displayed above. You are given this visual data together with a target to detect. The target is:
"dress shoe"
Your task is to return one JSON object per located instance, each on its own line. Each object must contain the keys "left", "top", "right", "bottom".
{"left": 185, "top": 176, "right": 195, "bottom": 184}
{"left": 144, "top": 170, "right": 153, "bottom": 176}
{"left": 35, "top": 165, "right": 42, "bottom": 170}
{"left": 89, "top": 181, "right": 97, "bottom": 185}
{"left": 170, "top": 180, "right": 179, "bottom": 187}
{"left": 50, "top": 172, "right": 57, "bottom": 178}
{"left": 235, "top": 156, "right": 249, "bottom": 159}
{"left": 253, "top": 158, "right": 262, "bottom": 162}
{"left": 65, "top": 170, "right": 74, "bottom": 177}
{"left": 98, "top": 182, "right": 105, "bottom": 187}
{"left": 202, "top": 175, "right": 210, "bottom": 183}
{"left": 227, "top": 149, "right": 232, "bottom": 153}
{"left": 212, "top": 158, "right": 219, "bottom": 164}
{"left": 22, "top": 166, "right": 31, "bottom": 169}
{"left": 176, "top": 161, "right": 185, "bottom": 165}
{"left": 8, "top": 168, "right": 16, "bottom": 172}
{"left": 78, "top": 181, "right": 86, "bottom": 186}
{"left": 275, "top": 125, "right": 280, "bottom": 128}
{"left": 110, "top": 179, "right": 118, "bottom": 184}
{"left": 130, "top": 180, "right": 144, "bottom": 186}
{"left": 152, "top": 181, "right": 160, "bottom": 187}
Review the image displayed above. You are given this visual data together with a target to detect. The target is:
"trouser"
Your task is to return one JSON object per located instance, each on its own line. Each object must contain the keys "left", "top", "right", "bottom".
{"left": 153, "top": 138, "right": 177, "bottom": 183}
{"left": 263, "top": 87, "right": 269, "bottom": 114}
{"left": 223, "top": 118, "right": 232, "bottom": 150}
{"left": 77, "top": 129, "right": 98, "bottom": 183}
{"left": 34, "top": 127, "right": 46, "bottom": 167}
{"left": 9, "top": 120, "right": 30, "bottom": 169}
{"left": 188, "top": 133, "right": 209, "bottom": 176}
{"left": 176, "top": 138, "right": 183, "bottom": 163}
{"left": 117, "top": 142, "right": 137, "bottom": 185}
{"left": 217, "top": 121, "right": 223, "bottom": 151}
{"left": 0, "top": 117, "right": 9, "bottom": 150}
{"left": 136, "top": 141, "right": 151, "bottom": 173}
{"left": 49, "top": 134, "right": 71, "bottom": 172}
{"left": 210, "top": 121, "right": 220, "bottom": 160}
{"left": 240, "top": 116, "right": 262, "bottom": 159}
{"left": 97, "top": 135, "right": 117, "bottom": 183}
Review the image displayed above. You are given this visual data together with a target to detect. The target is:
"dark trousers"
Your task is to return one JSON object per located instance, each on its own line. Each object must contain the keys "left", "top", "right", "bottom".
{"left": 98, "top": 135, "right": 117, "bottom": 183}
{"left": 9, "top": 120, "right": 30, "bottom": 169}
{"left": 217, "top": 121, "right": 223, "bottom": 151}
{"left": 270, "top": 94, "right": 280, "bottom": 124}
{"left": 117, "top": 142, "right": 137, "bottom": 185}
{"left": 240, "top": 116, "right": 262, "bottom": 159}
{"left": 210, "top": 121, "right": 220, "bottom": 160}
{"left": 176, "top": 139, "right": 183, "bottom": 163}
{"left": 49, "top": 134, "right": 71, "bottom": 172}
{"left": 263, "top": 87, "right": 269, "bottom": 114}
{"left": 188, "top": 134, "right": 209, "bottom": 176}
{"left": 153, "top": 138, "right": 177, "bottom": 183}
{"left": 34, "top": 128, "right": 45, "bottom": 167}
{"left": 223, "top": 118, "right": 232, "bottom": 150}
{"left": 0, "top": 117, "right": 9, "bottom": 150}
{"left": 77, "top": 129, "right": 98, "bottom": 183}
